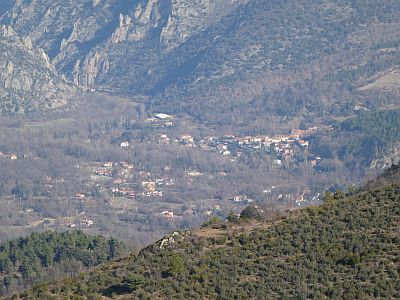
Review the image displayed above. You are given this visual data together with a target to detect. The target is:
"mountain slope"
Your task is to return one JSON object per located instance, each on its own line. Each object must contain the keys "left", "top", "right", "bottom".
{"left": 2, "top": 0, "right": 400, "bottom": 125}
{"left": 0, "top": 25, "right": 76, "bottom": 114}
{"left": 15, "top": 166, "right": 400, "bottom": 299}
{"left": 3, "top": 0, "right": 399, "bottom": 94}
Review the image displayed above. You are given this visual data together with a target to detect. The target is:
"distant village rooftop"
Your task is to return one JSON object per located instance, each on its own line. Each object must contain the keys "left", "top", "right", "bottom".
{"left": 155, "top": 113, "right": 173, "bottom": 120}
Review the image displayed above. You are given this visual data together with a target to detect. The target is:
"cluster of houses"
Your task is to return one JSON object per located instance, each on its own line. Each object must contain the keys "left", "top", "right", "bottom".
{"left": 141, "top": 114, "right": 328, "bottom": 171}
{"left": 154, "top": 126, "right": 329, "bottom": 169}
{"left": 85, "top": 158, "right": 232, "bottom": 220}
{"left": 148, "top": 123, "right": 332, "bottom": 167}
{"left": 277, "top": 192, "right": 321, "bottom": 206}
{"left": 233, "top": 188, "right": 321, "bottom": 208}
{"left": 159, "top": 203, "right": 223, "bottom": 221}
{"left": 89, "top": 160, "right": 175, "bottom": 201}
{"left": 155, "top": 133, "right": 197, "bottom": 147}
{"left": 93, "top": 161, "right": 133, "bottom": 179}
{"left": 142, "top": 181, "right": 164, "bottom": 197}
{"left": 198, "top": 127, "right": 322, "bottom": 163}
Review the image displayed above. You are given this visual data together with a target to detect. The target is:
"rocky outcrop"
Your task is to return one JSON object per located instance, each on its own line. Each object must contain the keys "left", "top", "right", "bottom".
{"left": 77, "top": 52, "right": 110, "bottom": 87}
{"left": 0, "top": 25, "right": 76, "bottom": 114}
{"left": 111, "top": 14, "right": 132, "bottom": 44}
{"left": 1, "top": 0, "right": 118, "bottom": 83}
{"left": 160, "top": 0, "right": 248, "bottom": 48}
{"left": 0, "top": 0, "right": 248, "bottom": 90}
{"left": 370, "top": 143, "right": 400, "bottom": 171}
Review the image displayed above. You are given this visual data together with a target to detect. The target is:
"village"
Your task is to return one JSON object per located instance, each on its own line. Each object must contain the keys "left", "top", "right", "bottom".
{"left": 0, "top": 112, "right": 328, "bottom": 239}
{"left": 146, "top": 113, "right": 332, "bottom": 169}
{"left": 60, "top": 113, "right": 328, "bottom": 227}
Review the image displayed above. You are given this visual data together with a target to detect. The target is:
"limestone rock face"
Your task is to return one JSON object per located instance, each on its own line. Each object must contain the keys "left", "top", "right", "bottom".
{"left": 1, "top": 0, "right": 121, "bottom": 84}
{"left": 1, "top": 25, "right": 15, "bottom": 38}
{"left": 160, "top": 0, "right": 248, "bottom": 48}
{"left": 111, "top": 14, "right": 132, "bottom": 44}
{"left": 0, "top": 25, "right": 76, "bottom": 114}
{"left": 370, "top": 143, "right": 400, "bottom": 171}
{"left": 0, "top": 0, "right": 248, "bottom": 90}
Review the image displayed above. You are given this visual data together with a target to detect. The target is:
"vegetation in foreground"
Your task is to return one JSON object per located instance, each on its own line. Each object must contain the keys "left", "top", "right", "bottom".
{"left": 0, "top": 230, "right": 124, "bottom": 296}
{"left": 11, "top": 165, "right": 400, "bottom": 299}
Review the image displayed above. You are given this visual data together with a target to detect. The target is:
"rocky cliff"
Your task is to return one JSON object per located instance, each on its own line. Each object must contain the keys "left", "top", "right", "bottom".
{"left": 0, "top": 0, "right": 250, "bottom": 92}
{"left": 0, "top": 25, "right": 75, "bottom": 114}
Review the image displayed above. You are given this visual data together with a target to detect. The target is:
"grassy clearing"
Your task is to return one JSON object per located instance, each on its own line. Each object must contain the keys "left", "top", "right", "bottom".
{"left": 359, "top": 70, "right": 400, "bottom": 91}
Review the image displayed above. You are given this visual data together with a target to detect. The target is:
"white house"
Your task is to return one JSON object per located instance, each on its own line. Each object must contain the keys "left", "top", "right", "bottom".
{"left": 155, "top": 113, "right": 172, "bottom": 120}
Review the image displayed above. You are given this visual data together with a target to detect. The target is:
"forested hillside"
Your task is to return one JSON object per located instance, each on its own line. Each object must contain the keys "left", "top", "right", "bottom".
{"left": 311, "top": 109, "right": 400, "bottom": 175}
{"left": 14, "top": 166, "right": 400, "bottom": 299}
{"left": 0, "top": 230, "right": 124, "bottom": 296}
